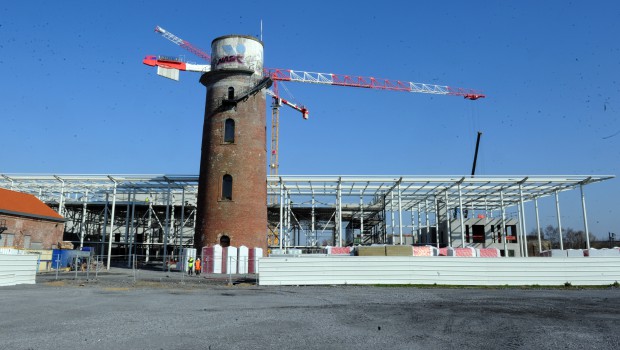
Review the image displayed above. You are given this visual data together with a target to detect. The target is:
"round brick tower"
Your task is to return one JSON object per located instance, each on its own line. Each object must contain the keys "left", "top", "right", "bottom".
{"left": 194, "top": 35, "right": 267, "bottom": 252}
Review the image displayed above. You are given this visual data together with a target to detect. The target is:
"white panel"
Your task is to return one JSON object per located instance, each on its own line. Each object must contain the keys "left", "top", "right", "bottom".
{"left": 223, "top": 247, "right": 238, "bottom": 274}
{"left": 237, "top": 246, "right": 249, "bottom": 274}
{"left": 0, "top": 254, "right": 38, "bottom": 286}
{"left": 258, "top": 256, "right": 620, "bottom": 286}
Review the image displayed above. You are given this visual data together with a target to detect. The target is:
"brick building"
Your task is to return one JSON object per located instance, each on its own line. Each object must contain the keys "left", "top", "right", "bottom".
{"left": 0, "top": 188, "right": 65, "bottom": 249}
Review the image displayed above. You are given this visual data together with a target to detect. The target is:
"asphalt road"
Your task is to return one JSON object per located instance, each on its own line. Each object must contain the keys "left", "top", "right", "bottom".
{"left": 1, "top": 268, "right": 619, "bottom": 350}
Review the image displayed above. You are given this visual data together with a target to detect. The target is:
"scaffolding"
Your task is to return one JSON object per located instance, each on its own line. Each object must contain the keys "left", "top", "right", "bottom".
{"left": 1, "top": 173, "right": 614, "bottom": 261}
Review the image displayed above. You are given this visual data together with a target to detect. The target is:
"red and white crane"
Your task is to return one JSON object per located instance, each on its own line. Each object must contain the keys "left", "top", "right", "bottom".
{"left": 143, "top": 26, "right": 486, "bottom": 177}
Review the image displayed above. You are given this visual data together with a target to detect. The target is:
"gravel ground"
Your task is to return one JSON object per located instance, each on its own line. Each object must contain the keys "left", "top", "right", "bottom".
{"left": 1, "top": 267, "right": 619, "bottom": 350}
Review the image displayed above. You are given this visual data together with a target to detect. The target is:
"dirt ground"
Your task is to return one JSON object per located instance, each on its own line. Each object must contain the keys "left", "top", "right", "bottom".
{"left": 1, "top": 267, "right": 619, "bottom": 350}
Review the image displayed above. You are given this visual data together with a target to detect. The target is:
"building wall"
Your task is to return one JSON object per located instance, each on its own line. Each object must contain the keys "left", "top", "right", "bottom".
{"left": 446, "top": 217, "right": 522, "bottom": 256}
{"left": 0, "top": 214, "right": 64, "bottom": 250}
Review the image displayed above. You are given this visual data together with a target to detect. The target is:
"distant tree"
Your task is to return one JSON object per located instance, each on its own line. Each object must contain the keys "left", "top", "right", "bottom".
{"left": 532, "top": 225, "right": 595, "bottom": 249}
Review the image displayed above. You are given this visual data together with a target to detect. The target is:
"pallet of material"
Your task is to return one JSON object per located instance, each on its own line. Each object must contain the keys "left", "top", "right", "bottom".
{"left": 357, "top": 246, "right": 386, "bottom": 256}
{"left": 385, "top": 245, "right": 413, "bottom": 256}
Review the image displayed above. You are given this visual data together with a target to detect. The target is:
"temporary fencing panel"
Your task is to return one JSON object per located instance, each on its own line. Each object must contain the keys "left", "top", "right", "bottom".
{"left": 248, "top": 248, "right": 263, "bottom": 274}
{"left": 222, "top": 246, "right": 238, "bottom": 274}
{"left": 259, "top": 256, "right": 620, "bottom": 286}
{"left": 238, "top": 246, "right": 249, "bottom": 274}
{"left": 202, "top": 245, "right": 222, "bottom": 274}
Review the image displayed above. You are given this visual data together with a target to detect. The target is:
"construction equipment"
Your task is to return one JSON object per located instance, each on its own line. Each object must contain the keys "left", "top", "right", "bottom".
{"left": 265, "top": 87, "right": 308, "bottom": 176}
{"left": 143, "top": 26, "right": 486, "bottom": 246}
{"left": 143, "top": 56, "right": 485, "bottom": 100}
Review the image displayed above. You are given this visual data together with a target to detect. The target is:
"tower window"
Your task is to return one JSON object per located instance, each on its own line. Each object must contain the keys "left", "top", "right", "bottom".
{"left": 222, "top": 174, "right": 233, "bottom": 200}
{"left": 224, "top": 118, "right": 235, "bottom": 143}
{"left": 228, "top": 87, "right": 235, "bottom": 100}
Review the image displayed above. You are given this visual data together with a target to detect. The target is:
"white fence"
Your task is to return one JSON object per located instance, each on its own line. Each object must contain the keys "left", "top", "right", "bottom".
{"left": 0, "top": 253, "right": 38, "bottom": 286}
{"left": 258, "top": 256, "right": 620, "bottom": 286}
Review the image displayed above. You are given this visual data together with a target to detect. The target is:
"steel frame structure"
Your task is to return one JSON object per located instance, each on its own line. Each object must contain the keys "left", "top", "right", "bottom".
{"left": 1, "top": 174, "right": 613, "bottom": 264}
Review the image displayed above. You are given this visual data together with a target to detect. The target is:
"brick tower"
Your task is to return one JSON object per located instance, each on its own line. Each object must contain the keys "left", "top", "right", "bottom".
{"left": 194, "top": 35, "right": 268, "bottom": 252}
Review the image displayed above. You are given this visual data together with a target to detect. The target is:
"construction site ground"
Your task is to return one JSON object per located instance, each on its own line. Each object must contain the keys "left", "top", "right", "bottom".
{"left": 2, "top": 267, "right": 619, "bottom": 350}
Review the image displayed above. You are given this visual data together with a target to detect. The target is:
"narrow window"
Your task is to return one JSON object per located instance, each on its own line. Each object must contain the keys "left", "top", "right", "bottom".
{"left": 228, "top": 87, "right": 235, "bottom": 100}
{"left": 222, "top": 174, "right": 233, "bottom": 200}
{"left": 224, "top": 118, "right": 235, "bottom": 143}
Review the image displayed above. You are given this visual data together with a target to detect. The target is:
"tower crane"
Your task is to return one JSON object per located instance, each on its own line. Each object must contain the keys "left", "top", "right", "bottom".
{"left": 143, "top": 25, "right": 485, "bottom": 186}
{"left": 144, "top": 26, "right": 486, "bottom": 249}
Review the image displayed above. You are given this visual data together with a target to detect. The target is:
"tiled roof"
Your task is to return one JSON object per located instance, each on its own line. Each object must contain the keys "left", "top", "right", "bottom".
{"left": 0, "top": 188, "right": 64, "bottom": 221}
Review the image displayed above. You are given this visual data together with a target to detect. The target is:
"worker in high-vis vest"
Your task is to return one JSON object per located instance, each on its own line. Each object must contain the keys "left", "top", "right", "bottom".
{"left": 195, "top": 258, "right": 201, "bottom": 276}
{"left": 188, "top": 257, "right": 194, "bottom": 276}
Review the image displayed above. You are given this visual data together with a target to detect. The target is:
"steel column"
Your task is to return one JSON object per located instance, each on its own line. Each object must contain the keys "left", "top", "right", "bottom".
{"left": 106, "top": 181, "right": 117, "bottom": 270}
{"left": 146, "top": 199, "right": 152, "bottom": 262}
{"left": 534, "top": 198, "right": 542, "bottom": 254}
{"left": 417, "top": 203, "right": 421, "bottom": 244}
{"left": 555, "top": 191, "right": 564, "bottom": 250}
{"left": 518, "top": 183, "right": 528, "bottom": 257}
{"left": 102, "top": 193, "right": 109, "bottom": 256}
{"left": 359, "top": 192, "right": 364, "bottom": 244}
{"left": 337, "top": 180, "right": 342, "bottom": 247}
{"left": 500, "top": 190, "right": 507, "bottom": 257}
{"left": 434, "top": 196, "right": 439, "bottom": 249}
{"left": 397, "top": 182, "right": 403, "bottom": 245}
{"left": 424, "top": 200, "right": 430, "bottom": 243}
{"left": 390, "top": 191, "right": 395, "bottom": 239}
{"left": 163, "top": 184, "right": 171, "bottom": 271}
{"left": 279, "top": 180, "right": 284, "bottom": 250}
{"left": 128, "top": 190, "right": 137, "bottom": 267}
{"left": 179, "top": 188, "right": 185, "bottom": 255}
{"left": 79, "top": 189, "right": 88, "bottom": 249}
{"left": 580, "top": 184, "right": 591, "bottom": 250}
{"left": 458, "top": 183, "right": 465, "bottom": 247}
{"left": 445, "top": 190, "right": 451, "bottom": 247}
{"left": 311, "top": 192, "right": 315, "bottom": 244}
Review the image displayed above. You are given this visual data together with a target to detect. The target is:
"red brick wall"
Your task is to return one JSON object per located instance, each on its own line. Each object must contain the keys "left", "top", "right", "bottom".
{"left": 195, "top": 70, "right": 267, "bottom": 252}
{"left": 0, "top": 214, "right": 64, "bottom": 249}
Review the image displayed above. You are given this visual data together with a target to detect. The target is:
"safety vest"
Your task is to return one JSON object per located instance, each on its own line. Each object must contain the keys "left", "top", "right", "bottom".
{"left": 188, "top": 258, "right": 194, "bottom": 267}
{"left": 195, "top": 260, "right": 201, "bottom": 270}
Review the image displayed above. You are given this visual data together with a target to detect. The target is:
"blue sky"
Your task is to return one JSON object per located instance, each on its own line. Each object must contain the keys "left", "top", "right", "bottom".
{"left": 1, "top": 1, "right": 618, "bottom": 238}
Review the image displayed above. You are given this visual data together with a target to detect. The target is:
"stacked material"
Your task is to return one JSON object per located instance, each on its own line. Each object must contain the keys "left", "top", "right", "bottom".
{"left": 477, "top": 248, "right": 501, "bottom": 257}
{"left": 413, "top": 246, "right": 437, "bottom": 256}
{"left": 386, "top": 245, "right": 413, "bottom": 256}
{"left": 328, "top": 247, "right": 352, "bottom": 255}
{"left": 356, "top": 246, "right": 386, "bottom": 256}
{"left": 448, "top": 247, "right": 476, "bottom": 257}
